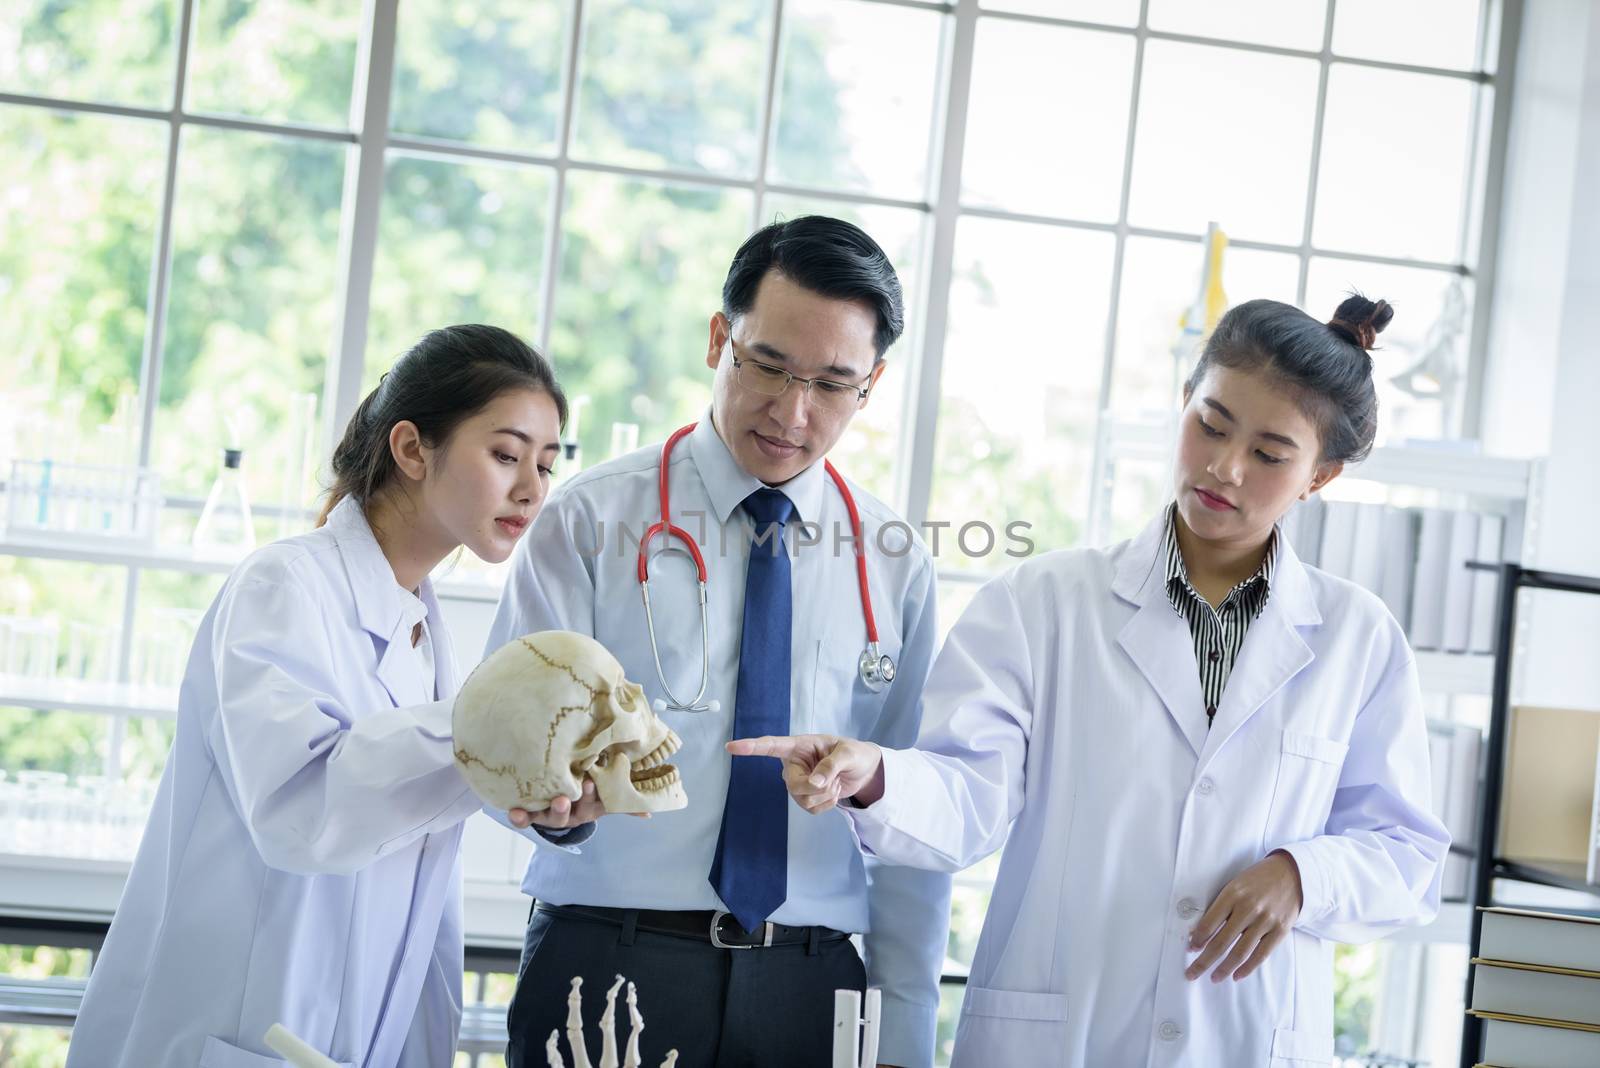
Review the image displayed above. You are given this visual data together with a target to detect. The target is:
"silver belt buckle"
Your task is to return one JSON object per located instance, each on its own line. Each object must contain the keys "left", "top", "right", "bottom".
{"left": 709, "top": 910, "right": 773, "bottom": 949}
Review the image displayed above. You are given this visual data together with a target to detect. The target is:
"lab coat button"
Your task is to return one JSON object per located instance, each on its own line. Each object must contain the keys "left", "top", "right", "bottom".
{"left": 1195, "top": 777, "right": 1215, "bottom": 796}
{"left": 1176, "top": 897, "right": 1200, "bottom": 918}
{"left": 1158, "top": 1020, "right": 1182, "bottom": 1041}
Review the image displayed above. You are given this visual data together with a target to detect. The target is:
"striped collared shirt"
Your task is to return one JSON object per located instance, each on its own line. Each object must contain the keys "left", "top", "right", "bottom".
{"left": 1162, "top": 504, "right": 1279, "bottom": 728}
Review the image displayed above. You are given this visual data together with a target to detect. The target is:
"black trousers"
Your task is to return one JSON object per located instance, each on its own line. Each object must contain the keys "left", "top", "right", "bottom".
{"left": 505, "top": 906, "right": 867, "bottom": 1068}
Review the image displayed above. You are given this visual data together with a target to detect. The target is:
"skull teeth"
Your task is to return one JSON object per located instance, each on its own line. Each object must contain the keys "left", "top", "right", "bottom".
{"left": 633, "top": 733, "right": 682, "bottom": 771}
{"left": 630, "top": 765, "right": 681, "bottom": 792}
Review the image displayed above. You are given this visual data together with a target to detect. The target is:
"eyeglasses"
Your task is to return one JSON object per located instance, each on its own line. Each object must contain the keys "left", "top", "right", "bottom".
{"left": 726, "top": 340, "right": 872, "bottom": 413}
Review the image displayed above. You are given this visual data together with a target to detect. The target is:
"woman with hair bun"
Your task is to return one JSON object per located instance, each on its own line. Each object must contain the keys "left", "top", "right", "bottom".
{"left": 70, "top": 325, "right": 568, "bottom": 1068}
{"left": 734, "top": 296, "right": 1450, "bottom": 1066}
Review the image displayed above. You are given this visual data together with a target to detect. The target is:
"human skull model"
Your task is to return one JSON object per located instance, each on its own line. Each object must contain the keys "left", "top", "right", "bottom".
{"left": 453, "top": 631, "right": 686, "bottom": 814}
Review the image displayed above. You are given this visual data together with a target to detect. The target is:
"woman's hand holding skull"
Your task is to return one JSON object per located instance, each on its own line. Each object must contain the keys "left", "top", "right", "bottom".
{"left": 509, "top": 778, "right": 622, "bottom": 829}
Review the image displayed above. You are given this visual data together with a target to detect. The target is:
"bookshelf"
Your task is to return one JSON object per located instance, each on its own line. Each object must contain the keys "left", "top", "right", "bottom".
{"left": 1458, "top": 562, "right": 1600, "bottom": 1068}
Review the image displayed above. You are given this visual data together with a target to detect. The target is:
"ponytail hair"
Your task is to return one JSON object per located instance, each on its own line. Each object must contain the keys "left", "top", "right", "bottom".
{"left": 1185, "top": 294, "right": 1393, "bottom": 464}
{"left": 317, "top": 324, "right": 567, "bottom": 525}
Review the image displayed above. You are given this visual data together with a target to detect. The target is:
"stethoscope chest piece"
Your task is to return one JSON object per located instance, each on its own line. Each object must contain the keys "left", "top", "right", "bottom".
{"left": 859, "top": 642, "right": 896, "bottom": 692}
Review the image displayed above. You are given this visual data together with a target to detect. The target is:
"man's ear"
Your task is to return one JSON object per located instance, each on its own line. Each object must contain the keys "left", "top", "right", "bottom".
{"left": 389, "top": 420, "right": 427, "bottom": 482}
{"left": 858, "top": 361, "right": 888, "bottom": 410}
{"left": 706, "top": 312, "right": 730, "bottom": 371}
{"left": 1302, "top": 460, "right": 1344, "bottom": 500}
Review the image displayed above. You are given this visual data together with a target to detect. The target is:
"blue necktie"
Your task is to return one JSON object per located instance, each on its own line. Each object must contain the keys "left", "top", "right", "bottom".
{"left": 709, "top": 487, "right": 794, "bottom": 932}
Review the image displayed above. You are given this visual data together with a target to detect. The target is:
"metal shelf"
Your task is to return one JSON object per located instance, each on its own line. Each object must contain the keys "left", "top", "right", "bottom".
{"left": 0, "top": 675, "right": 178, "bottom": 720}
{"left": 432, "top": 577, "right": 503, "bottom": 604}
{"left": 0, "top": 533, "right": 235, "bottom": 575}
{"left": 0, "top": 971, "right": 516, "bottom": 1050}
{"left": 0, "top": 850, "right": 537, "bottom": 948}
{"left": 0, "top": 532, "right": 506, "bottom": 604}
{"left": 1492, "top": 857, "right": 1597, "bottom": 897}
{"left": 1347, "top": 448, "right": 1537, "bottom": 500}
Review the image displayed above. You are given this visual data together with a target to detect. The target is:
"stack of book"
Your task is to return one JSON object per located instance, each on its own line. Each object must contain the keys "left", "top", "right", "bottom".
{"left": 1467, "top": 906, "right": 1600, "bottom": 1067}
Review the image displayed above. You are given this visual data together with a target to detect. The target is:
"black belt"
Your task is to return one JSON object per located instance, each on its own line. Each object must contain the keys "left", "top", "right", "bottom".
{"left": 536, "top": 903, "right": 851, "bottom": 950}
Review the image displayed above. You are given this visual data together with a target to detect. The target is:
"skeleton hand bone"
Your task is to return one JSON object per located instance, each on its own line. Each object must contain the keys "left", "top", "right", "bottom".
{"left": 544, "top": 975, "right": 679, "bottom": 1068}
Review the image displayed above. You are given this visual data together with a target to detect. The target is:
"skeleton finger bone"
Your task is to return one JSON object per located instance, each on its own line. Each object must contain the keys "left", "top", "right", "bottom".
{"left": 623, "top": 981, "right": 643, "bottom": 1068}
{"left": 599, "top": 975, "right": 625, "bottom": 1068}
{"left": 564, "top": 977, "right": 592, "bottom": 1068}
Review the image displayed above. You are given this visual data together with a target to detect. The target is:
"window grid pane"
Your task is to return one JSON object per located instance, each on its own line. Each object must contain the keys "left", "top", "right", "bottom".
{"left": 960, "top": 19, "right": 1135, "bottom": 221}
{"left": 569, "top": 0, "right": 776, "bottom": 178}
{"left": 1314, "top": 65, "right": 1478, "bottom": 263}
{"left": 768, "top": 0, "right": 946, "bottom": 202}
{"left": 389, "top": 0, "right": 568, "bottom": 152}
{"left": 183, "top": 0, "right": 361, "bottom": 127}
{"left": 365, "top": 153, "right": 556, "bottom": 393}
{"left": 1127, "top": 39, "right": 1321, "bottom": 245}
{"left": 0, "top": 0, "right": 180, "bottom": 108}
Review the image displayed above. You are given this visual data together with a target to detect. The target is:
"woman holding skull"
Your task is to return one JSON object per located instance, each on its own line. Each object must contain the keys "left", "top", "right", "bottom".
{"left": 69, "top": 325, "right": 568, "bottom": 1068}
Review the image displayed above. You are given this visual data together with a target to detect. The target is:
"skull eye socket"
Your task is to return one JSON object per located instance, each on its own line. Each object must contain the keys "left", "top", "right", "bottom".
{"left": 614, "top": 685, "right": 637, "bottom": 713}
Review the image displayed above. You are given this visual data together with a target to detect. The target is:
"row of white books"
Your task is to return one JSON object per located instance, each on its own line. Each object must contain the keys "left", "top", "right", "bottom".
{"left": 1592, "top": 742, "right": 1600, "bottom": 887}
{"left": 1280, "top": 499, "right": 1505, "bottom": 652}
{"left": 1468, "top": 906, "right": 1600, "bottom": 1068}
{"left": 1426, "top": 720, "right": 1482, "bottom": 900}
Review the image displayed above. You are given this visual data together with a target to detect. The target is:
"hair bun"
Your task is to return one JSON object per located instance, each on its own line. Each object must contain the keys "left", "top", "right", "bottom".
{"left": 1327, "top": 294, "right": 1393, "bottom": 351}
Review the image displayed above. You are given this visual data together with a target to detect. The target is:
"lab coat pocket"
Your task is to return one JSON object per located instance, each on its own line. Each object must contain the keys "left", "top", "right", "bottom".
{"left": 1264, "top": 730, "right": 1350, "bottom": 846}
{"left": 1269, "top": 1025, "right": 1334, "bottom": 1065}
{"left": 952, "top": 986, "right": 1069, "bottom": 1066}
{"left": 200, "top": 1034, "right": 355, "bottom": 1068}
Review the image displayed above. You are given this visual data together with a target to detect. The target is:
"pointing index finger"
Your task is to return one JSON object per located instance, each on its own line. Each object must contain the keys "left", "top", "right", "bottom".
{"left": 726, "top": 735, "right": 799, "bottom": 759}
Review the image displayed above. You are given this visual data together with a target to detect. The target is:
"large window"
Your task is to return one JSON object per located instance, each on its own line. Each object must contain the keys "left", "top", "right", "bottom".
{"left": 1, "top": 0, "right": 1508, "bottom": 1064}
{"left": 931, "top": 0, "right": 1496, "bottom": 580}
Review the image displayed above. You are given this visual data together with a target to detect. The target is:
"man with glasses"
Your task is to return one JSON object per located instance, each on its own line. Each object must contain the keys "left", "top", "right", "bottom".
{"left": 488, "top": 216, "right": 950, "bottom": 1068}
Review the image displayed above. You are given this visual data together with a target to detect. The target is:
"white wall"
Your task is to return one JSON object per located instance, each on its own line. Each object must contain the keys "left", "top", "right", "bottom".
{"left": 1481, "top": 0, "right": 1600, "bottom": 709}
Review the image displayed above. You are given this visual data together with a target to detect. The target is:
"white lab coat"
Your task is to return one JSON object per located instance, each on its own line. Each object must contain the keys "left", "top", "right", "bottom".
{"left": 68, "top": 497, "right": 486, "bottom": 1068}
{"left": 844, "top": 512, "right": 1449, "bottom": 1068}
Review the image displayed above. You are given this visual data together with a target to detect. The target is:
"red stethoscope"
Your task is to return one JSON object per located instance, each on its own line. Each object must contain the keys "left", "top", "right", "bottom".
{"left": 637, "top": 422, "right": 896, "bottom": 714}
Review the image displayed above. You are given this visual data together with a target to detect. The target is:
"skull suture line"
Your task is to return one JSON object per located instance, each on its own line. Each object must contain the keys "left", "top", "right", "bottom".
{"left": 453, "top": 631, "right": 687, "bottom": 814}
